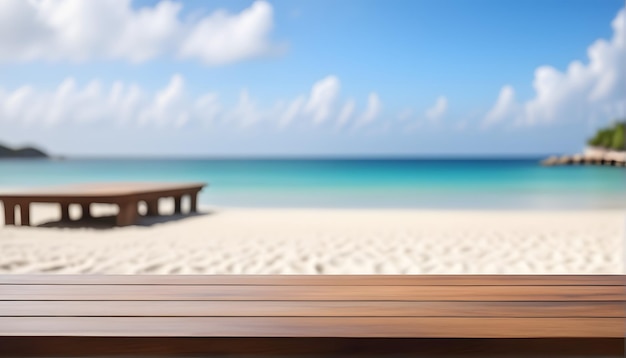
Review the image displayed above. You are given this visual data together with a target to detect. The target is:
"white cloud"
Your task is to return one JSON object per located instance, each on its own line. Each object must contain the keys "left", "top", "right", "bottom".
{"left": 228, "top": 89, "right": 264, "bottom": 127}
{"left": 0, "top": 74, "right": 220, "bottom": 128}
{"left": 0, "top": 0, "right": 278, "bottom": 65}
{"left": 277, "top": 78, "right": 385, "bottom": 129}
{"left": 304, "top": 76, "right": 341, "bottom": 124}
{"left": 179, "top": 1, "right": 277, "bottom": 65}
{"left": 194, "top": 93, "right": 221, "bottom": 126}
{"left": 336, "top": 99, "right": 356, "bottom": 128}
{"left": 138, "top": 74, "right": 187, "bottom": 127}
{"left": 3, "top": 78, "right": 116, "bottom": 126}
{"left": 3, "top": 86, "right": 36, "bottom": 123}
{"left": 0, "top": 74, "right": 385, "bottom": 132}
{"left": 278, "top": 96, "right": 305, "bottom": 128}
{"left": 484, "top": 85, "right": 518, "bottom": 126}
{"left": 425, "top": 96, "right": 448, "bottom": 122}
{"left": 485, "top": 7, "right": 626, "bottom": 126}
{"left": 107, "top": 82, "right": 144, "bottom": 125}
{"left": 354, "top": 92, "right": 382, "bottom": 127}
{"left": 270, "top": 80, "right": 388, "bottom": 131}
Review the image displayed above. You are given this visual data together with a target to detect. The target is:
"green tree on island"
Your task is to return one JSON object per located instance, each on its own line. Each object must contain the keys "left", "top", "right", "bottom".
{"left": 587, "top": 121, "right": 625, "bottom": 150}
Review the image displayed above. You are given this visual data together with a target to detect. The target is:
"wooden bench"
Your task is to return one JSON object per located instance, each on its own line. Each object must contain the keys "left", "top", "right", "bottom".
{"left": 0, "top": 275, "right": 623, "bottom": 356}
{"left": 0, "top": 182, "right": 206, "bottom": 227}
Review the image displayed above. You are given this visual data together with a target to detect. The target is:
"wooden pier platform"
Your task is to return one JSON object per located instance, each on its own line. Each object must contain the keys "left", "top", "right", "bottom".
{"left": 0, "top": 182, "right": 206, "bottom": 227}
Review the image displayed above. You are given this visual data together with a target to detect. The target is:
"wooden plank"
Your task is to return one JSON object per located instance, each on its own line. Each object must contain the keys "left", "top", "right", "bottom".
{"left": 1, "top": 284, "right": 623, "bottom": 301}
{"left": 1, "top": 300, "right": 623, "bottom": 317}
{"left": 0, "top": 316, "right": 623, "bottom": 338}
{"left": 0, "top": 182, "right": 206, "bottom": 199}
{"left": 1, "top": 337, "right": 623, "bottom": 357}
{"left": 0, "top": 274, "right": 623, "bottom": 286}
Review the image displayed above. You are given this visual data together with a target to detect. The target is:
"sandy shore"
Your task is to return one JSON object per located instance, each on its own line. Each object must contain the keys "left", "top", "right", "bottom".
{"left": 0, "top": 202, "right": 624, "bottom": 274}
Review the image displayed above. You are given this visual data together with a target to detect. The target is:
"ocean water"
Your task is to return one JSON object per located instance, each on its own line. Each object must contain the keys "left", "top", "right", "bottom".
{"left": 0, "top": 158, "right": 624, "bottom": 209}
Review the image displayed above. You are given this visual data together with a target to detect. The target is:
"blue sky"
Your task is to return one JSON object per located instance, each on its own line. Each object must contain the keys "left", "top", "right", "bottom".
{"left": 0, "top": 0, "right": 624, "bottom": 156}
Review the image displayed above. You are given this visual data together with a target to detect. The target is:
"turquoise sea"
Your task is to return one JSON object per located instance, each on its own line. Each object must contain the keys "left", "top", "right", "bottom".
{"left": 0, "top": 158, "right": 624, "bottom": 209}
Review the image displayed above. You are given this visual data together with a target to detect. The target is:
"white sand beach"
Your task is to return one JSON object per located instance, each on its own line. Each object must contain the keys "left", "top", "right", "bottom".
{"left": 0, "top": 203, "right": 624, "bottom": 274}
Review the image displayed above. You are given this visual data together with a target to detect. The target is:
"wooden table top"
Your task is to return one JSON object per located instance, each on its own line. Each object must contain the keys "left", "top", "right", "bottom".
{"left": 0, "top": 275, "right": 624, "bottom": 339}
{"left": 0, "top": 182, "right": 206, "bottom": 200}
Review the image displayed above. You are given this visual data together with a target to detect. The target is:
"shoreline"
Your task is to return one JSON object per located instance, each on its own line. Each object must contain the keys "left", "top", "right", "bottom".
{"left": 1, "top": 204, "right": 623, "bottom": 275}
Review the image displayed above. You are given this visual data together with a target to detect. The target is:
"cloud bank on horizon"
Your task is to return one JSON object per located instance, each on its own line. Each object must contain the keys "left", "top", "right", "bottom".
{"left": 0, "top": 0, "right": 624, "bottom": 155}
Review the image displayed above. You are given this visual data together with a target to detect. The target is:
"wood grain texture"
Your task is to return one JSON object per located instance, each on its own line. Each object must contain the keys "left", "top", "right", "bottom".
{"left": 1, "top": 300, "right": 623, "bottom": 317}
{"left": 1, "top": 316, "right": 624, "bottom": 338}
{"left": 1, "top": 274, "right": 624, "bottom": 356}
{"left": 0, "top": 274, "right": 622, "bottom": 285}
{"left": 1, "top": 337, "right": 623, "bottom": 357}
{"left": 2, "top": 284, "right": 623, "bottom": 301}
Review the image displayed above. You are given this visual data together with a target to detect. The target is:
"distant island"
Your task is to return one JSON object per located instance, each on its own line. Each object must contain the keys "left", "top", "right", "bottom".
{"left": 0, "top": 143, "right": 49, "bottom": 159}
{"left": 542, "top": 121, "right": 625, "bottom": 167}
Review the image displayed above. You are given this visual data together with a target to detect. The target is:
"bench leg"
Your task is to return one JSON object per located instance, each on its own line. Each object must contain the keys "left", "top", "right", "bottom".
{"left": 146, "top": 199, "right": 159, "bottom": 216}
{"left": 190, "top": 192, "right": 198, "bottom": 213}
{"left": 3, "top": 202, "right": 15, "bottom": 226}
{"left": 81, "top": 203, "right": 91, "bottom": 219}
{"left": 19, "top": 203, "right": 30, "bottom": 226}
{"left": 60, "top": 203, "right": 70, "bottom": 221}
{"left": 174, "top": 196, "right": 182, "bottom": 214}
{"left": 116, "top": 201, "right": 138, "bottom": 227}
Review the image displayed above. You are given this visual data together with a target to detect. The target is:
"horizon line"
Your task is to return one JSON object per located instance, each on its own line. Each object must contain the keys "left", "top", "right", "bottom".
{"left": 39, "top": 154, "right": 550, "bottom": 160}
